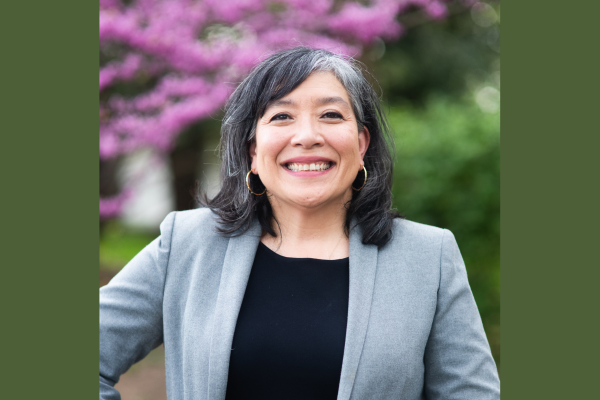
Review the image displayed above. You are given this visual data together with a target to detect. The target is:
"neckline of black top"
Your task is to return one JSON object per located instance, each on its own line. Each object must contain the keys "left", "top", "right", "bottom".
{"left": 257, "top": 241, "right": 350, "bottom": 262}
{"left": 226, "top": 241, "right": 349, "bottom": 400}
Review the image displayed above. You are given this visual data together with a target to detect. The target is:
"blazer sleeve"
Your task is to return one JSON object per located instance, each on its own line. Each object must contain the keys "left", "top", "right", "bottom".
{"left": 423, "top": 229, "right": 500, "bottom": 400}
{"left": 99, "top": 212, "right": 175, "bottom": 400}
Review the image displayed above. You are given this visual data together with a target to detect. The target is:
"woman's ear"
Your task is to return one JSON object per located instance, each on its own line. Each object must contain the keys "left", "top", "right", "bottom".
{"left": 249, "top": 141, "right": 258, "bottom": 173}
{"left": 358, "top": 126, "right": 371, "bottom": 168}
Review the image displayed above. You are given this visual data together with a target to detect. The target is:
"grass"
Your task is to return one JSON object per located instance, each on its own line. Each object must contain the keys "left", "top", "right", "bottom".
{"left": 100, "top": 221, "right": 157, "bottom": 273}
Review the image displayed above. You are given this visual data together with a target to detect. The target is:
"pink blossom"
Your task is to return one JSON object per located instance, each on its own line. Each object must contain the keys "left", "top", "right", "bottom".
{"left": 424, "top": 1, "right": 449, "bottom": 20}
{"left": 99, "top": 190, "right": 132, "bottom": 219}
{"left": 99, "top": 0, "right": 476, "bottom": 218}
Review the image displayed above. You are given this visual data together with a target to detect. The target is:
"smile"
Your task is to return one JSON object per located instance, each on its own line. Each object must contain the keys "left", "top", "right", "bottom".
{"left": 285, "top": 162, "right": 332, "bottom": 172}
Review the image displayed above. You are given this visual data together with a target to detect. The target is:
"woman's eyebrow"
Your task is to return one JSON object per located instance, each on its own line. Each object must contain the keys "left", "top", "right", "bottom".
{"left": 264, "top": 96, "right": 350, "bottom": 113}
{"left": 315, "top": 96, "right": 350, "bottom": 108}
{"left": 265, "top": 98, "right": 296, "bottom": 110}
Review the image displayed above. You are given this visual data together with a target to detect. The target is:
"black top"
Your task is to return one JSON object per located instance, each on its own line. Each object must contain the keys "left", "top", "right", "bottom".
{"left": 225, "top": 242, "right": 350, "bottom": 400}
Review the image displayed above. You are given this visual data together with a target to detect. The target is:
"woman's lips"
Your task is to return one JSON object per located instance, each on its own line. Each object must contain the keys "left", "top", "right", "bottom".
{"left": 286, "top": 162, "right": 331, "bottom": 172}
{"left": 281, "top": 158, "right": 335, "bottom": 176}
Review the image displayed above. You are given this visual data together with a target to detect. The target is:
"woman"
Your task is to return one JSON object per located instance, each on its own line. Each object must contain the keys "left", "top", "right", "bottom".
{"left": 100, "top": 47, "right": 500, "bottom": 399}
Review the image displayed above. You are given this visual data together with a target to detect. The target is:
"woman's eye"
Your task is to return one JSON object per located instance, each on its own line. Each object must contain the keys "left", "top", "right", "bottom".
{"left": 322, "top": 112, "right": 343, "bottom": 119}
{"left": 270, "top": 113, "right": 290, "bottom": 122}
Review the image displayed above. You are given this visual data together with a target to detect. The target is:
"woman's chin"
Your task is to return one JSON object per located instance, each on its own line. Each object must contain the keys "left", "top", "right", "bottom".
{"left": 294, "top": 198, "right": 329, "bottom": 210}
{"left": 274, "top": 189, "right": 350, "bottom": 211}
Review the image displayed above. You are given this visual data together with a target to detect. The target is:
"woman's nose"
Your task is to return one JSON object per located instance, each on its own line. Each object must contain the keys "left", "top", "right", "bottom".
{"left": 290, "top": 119, "right": 324, "bottom": 148}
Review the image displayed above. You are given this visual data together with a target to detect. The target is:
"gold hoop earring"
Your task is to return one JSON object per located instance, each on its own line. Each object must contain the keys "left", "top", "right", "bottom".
{"left": 246, "top": 169, "right": 266, "bottom": 195}
{"left": 352, "top": 165, "right": 367, "bottom": 191}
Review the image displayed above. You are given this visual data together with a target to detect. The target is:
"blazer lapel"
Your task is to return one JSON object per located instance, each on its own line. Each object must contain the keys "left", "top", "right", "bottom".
{"left": 205, "top": 219, "right": 378, "bottom": 400}
{"left": 337, "top": 223, "right": 379, "bottom": 400}
{"left": 207, "top": 220, "right": 261, "bottom": 400}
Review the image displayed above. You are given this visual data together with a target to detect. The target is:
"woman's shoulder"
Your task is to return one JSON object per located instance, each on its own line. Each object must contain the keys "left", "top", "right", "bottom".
{"left": 169, "top": 206, "right": 217, "bottom": 226}
{"left": 392, "top": 218, "right": 446, "bottom": 237}
{"left": 385, "top": 218, "right": 452, "bottom": 255}
{"left": 159, "top": 207, "right": 224, "bottom": 244}
{"left": 373, "top": 219, "right": 457, "bottom": 278}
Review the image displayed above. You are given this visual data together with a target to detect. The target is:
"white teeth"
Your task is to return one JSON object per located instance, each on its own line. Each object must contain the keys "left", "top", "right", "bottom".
{"left": 286, "top": 162, "right": 331, "bottom": 172}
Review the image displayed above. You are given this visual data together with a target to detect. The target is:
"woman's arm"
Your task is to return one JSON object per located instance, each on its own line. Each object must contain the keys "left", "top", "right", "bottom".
{"left": 99, "top": 212, "right": 175, "bottom": 400}
{"left": 423, "top": 229, "right": 500, "bottom": 399}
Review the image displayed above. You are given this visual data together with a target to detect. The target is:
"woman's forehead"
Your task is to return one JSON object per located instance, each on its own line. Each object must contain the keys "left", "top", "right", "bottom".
{"left": 270, "top": 72, "right": 351, "bottom": 106}
{"left": 267, "top": 95, "right": 350, "bottom": 109}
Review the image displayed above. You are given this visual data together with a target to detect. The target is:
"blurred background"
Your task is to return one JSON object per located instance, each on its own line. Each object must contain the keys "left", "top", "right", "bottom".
{"left": 100, "top": 1, "right": 499, "bottom": 398}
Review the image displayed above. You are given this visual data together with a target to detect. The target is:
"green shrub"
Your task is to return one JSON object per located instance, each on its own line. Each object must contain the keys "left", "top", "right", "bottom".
{"left": 388, "top": 96, "right": 500, "bottom": 367}
{"left": 100, "top": 221, "right": 158, "bottom": 272}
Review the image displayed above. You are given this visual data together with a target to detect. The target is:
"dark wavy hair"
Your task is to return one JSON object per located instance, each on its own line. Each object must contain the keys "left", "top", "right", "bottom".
{"left": 201, "top": 46, "right": 400, "bottom": 248}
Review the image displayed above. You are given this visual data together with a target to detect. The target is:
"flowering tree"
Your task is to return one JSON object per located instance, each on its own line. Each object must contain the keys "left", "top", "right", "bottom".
{"left": 99, "top": 0, "right": 457, "bottom": 218}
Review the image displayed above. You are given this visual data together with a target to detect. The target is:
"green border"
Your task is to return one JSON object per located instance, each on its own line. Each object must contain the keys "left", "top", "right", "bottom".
{"left": 502, "top": 1, "right": 599, "bottom": 398}
{"left": 4, "top": 1, "right": 598, "bottom": 397}
{"left": 1, "top": 2, "right": 98, "bottom": 397}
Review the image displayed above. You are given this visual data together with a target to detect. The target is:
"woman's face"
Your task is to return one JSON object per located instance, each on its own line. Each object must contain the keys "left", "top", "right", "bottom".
{"left": 250, "top": 72, "right": 370, "bottom": 211}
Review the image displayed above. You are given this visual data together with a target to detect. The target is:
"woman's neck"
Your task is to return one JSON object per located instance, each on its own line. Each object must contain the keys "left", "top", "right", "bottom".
{"left": 261, "top": 196, "right": 350, "bottom": 260}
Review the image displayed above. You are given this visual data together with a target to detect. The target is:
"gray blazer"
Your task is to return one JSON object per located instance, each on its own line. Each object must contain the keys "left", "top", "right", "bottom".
{"left": 100, "top": 208, "right": 500, "bottom": 400}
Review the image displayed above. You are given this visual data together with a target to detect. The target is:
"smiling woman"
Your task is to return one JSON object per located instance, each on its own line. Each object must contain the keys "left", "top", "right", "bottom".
{"left": 206, "top": 47, "right": 398, "bottom": 252}
{"left": 100, "top": 47, "right": 500, "bottom": 400}
{"left": 249, "top": 72, "right": 371, "bottom": 259}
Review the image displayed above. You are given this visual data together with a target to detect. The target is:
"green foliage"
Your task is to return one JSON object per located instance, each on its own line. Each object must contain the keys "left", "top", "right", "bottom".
{"left": 368, "top": 6, "right": 500, "bottom": 105}
{"left": 99, "top": 221, "right": 157, "bottom": 272}
{"left": 388, "top": 95, "right": 500, "bottom": 364}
